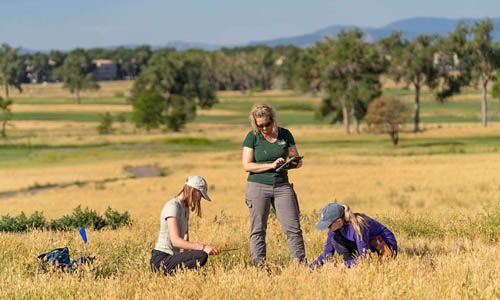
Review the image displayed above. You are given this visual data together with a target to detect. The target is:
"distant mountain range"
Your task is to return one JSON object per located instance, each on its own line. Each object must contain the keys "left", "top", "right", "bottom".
{"left": 246, "top": 17, "right": 500, "bottom": 48}
{"left": 178, "top": 17, "right": 500, "bottom": 50}
{"left": 20, "top": 17, "right": 500, "bottom": 53}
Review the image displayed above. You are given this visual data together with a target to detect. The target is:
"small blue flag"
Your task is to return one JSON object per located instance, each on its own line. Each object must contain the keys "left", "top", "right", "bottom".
{"left": 79, "top": 226, "right": 88, "bottom": 244}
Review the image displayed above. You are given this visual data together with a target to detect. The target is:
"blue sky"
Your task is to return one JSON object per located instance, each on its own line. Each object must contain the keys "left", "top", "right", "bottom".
{"left": 1, "top": 0, "right": 499, "bottom": 51}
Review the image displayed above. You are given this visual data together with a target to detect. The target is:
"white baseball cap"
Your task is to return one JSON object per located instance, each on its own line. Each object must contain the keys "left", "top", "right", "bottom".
{"left": 186, "top": 175, "right": 212, "bottom": 201}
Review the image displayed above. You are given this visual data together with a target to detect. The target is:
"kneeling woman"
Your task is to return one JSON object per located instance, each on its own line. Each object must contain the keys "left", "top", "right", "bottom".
{"left": 150, "top": 175, "right": 219, "bottom": 275}
{"left": 310, "top": 203, "right": 398, "bottom": 269}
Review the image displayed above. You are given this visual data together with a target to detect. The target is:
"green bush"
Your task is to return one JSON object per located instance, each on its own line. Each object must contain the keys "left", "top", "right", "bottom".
{"left": 97, "top": 112, "right": 114, "bottom": 135}
{"left": 28, "top": 211, "right": 47, "bottom": 229}
{"left": 115, "top": 112, "right": 127, "bottom": 123}
{"left": 0, "top": 206, "right": 131, "bottom": 232}
{"left": 0, "top": 214, "right": 22, "bottom": 232}
{"left": 0, "top": 212, "right": 48, "bottom": 232}
{"left": 69, "top": 206, "right": 107, "bottom": 230}
{"left": 49, "top": 215, "right": 74, "bottom": 230}
{"left": 104, "top": 207, "right": 131, "bottom": 229}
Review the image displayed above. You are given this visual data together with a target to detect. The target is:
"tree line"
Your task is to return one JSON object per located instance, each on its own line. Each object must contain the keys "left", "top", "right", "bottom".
{"left": 1, "top": 18, "right": 500, "bottom": 140}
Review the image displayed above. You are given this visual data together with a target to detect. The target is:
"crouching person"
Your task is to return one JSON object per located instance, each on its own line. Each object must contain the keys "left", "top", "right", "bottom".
{"left": 150, "top": 175, "right": 219, "bottom": 275}
{"left": 309, "top": 203, "right": 398, "bottom": 269}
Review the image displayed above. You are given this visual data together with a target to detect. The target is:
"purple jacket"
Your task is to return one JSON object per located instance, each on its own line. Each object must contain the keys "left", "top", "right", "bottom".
{"left": 309, "top": 216, "right": 397, "bottom": 268}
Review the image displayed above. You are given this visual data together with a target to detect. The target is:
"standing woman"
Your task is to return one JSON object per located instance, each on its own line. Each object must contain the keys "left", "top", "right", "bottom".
{"left": 310, "top": 203, "right": 398, "bottom": 269}
{"left": 150, "top": 175, "right": 219, "bottom": 275}
{"left": 242, "top": 103, "right": 306, "bottom": 266}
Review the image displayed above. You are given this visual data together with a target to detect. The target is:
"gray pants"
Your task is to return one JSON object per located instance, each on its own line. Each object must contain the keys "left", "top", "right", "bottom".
{"left": 245, "top": 181, "right": 306, "bottom": 265}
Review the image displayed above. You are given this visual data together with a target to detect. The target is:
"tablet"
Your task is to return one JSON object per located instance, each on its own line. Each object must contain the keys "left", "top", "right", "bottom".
{"left": 275, "top": 156, "right": 304, "bottom": 172}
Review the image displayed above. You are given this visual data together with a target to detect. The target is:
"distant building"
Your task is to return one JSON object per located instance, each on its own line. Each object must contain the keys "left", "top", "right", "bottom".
{"left": 275, "top": 56, "right": 285, "bottom": 66}
{"left": 92, "top": 59, "right": 118, "bottom": 81}
{"left": 433, "top": 52, "right": 459, "bottom": 72}
{"left": 46, "top": 59, "right": 59, "bottom": 82}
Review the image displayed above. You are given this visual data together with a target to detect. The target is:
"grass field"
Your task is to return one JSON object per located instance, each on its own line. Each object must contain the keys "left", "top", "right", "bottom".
{"left": 1, "top": 81, "right": 500, "bottom": 299}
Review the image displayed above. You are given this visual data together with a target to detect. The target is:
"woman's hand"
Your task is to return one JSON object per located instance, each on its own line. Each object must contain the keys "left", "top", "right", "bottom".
{"left": 287, "top": 146, "right": 302, "bottom": 169}
{"left": 202, "top": 244, "right": 219, "bottom": 255}
{"left": 289, "top": 159, "right": 303, "bottom": 169}
{"left": 325, "top": 261, "right": 346, "bottom": 269}
{"left": 272, "top": 157, "right": 286, "bottom": 169}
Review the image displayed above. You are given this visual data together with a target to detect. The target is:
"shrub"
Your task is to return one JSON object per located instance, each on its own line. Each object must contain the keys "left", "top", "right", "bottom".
{"left": 28, "top": 211, "right": 47, "bottom": 229}
{"left": 0, "top": 206, "right": 131, "bottom": 232}
{"left": 49, "top": 215, "right": 74, "bottom": 231}
{"left": 104, "top": 207, "right": 131, "bottom": 229}
{"left": 365, "top": 96, "right": 411, "bottom": 145}
{"left": 0, "top": 214, "right": 21, "bottom": 232}
{"left": 69, "top": 206, "right": 107, "bottom": 230}
{"left": 115, "top": 112, "right": 127, "bottom": 123}
{"left": 97, "top": 112, "right": 114, "bottom": 135}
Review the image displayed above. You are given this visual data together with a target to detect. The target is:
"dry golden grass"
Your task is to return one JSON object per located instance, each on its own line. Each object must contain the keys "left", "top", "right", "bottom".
{"left": 1, "top": 82, "right": 500, "bottom": 299}
{"left": 3, "top": 81, "right": 135, "bottom": 99}
{"left": 217, "top": 90, "right": 297, "bottom": 97}
{"left": 12, "top": 104, "right": 131, "bottom": 113}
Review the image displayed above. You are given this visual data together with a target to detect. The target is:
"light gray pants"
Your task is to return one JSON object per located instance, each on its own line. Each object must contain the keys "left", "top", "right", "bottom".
{"left": 245, "top": 181, "right": 306, "bottom": 265}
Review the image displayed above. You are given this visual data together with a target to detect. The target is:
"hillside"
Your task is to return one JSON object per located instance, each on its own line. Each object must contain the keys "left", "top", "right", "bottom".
{"left": 250, "top": 17, "right": 500, "bottom": 47}
{"left": 20, "top": 17, "right": 500, "bottom": 53}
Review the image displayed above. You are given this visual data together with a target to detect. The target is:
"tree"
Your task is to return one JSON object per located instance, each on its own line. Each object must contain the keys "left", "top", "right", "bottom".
{"left": 53, "top": 49, "right": 99, "bottom": 104}
{"left": 491, "top": 75, "right": 500, "bottom": 99}
{"left": 212, "top": 46, "right": 278, "bottom": 92}
{"left": 131, "top": 88, "right": 165, "bottom": 132}
{"left": 468, "top": 19, "right": 500, "bottom": 127}
{"left": 131, "top": 45, "right": 152, "bottom": 78}
{"left": 108, "top": 45, "right": 152, "bottom": 80}
{"left": 434, "top": 21, "right": 473, "bottom": 102}
{"left": 365, "top": 97, "right": 410, "bottom": 145}
{"left": 0, "top": 96, "right": 13, "bottom": 138}
{"left": 440, "top": 19, "right": 500, "bottom": 127}
{"left": 273, "top": 45, "right": 302, "bottom": 89}
{"left": 130, "top": 49, "right": 217, "bottom": 131}
{"left": 163, "top": 94, "right": 194, "bottom": 131}
{"left": 48, "top": 50, "right": 67, "bottom": 70}
{"left": 378, "top": 32, "right": 440, "bottom": 132}
{"left": 295, "top": 45, "right": 324, "bottom": 93}
{"left": 24, "top": 52, "right": 50, "bottom": 83}
{"left": 0, "top": 43, "right": 23, "bottom": 99}
{"left": 318, "top": 28, "right": 385, "bottom": 134}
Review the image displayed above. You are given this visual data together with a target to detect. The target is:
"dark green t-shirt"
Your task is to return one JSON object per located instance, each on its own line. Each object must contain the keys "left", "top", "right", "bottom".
{"left": 242, "top": 127, "right": 296, "bottom": 185}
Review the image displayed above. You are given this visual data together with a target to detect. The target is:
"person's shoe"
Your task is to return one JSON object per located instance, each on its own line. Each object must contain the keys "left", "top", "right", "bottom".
{"left": 252, "top": 257, "right": 266, "bottom": 268}
{"left": 292, "top": 256, "right": 308, "bottom": 266}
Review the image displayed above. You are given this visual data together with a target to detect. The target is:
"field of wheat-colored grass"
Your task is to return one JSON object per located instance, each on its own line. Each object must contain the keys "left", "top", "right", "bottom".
{"left": 1, "top": 82, "right": 499, "bottom": 299}
{"left": 4, "top": 81, "right": 134, "bottom": 100}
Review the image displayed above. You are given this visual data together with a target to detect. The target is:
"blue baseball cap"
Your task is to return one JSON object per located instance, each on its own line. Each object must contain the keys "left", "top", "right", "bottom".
{"left": 316, "top": 203, "right": 344, "bottom": 230}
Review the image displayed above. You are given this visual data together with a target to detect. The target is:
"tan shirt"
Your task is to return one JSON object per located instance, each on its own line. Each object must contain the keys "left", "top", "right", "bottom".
{"left": 154, "top": 198, "right": 189, "bottom": 255}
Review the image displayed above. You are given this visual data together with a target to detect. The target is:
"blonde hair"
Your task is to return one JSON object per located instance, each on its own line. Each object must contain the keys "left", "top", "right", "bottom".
{"left": 177, "top": 185, "right": 202, "bottom": 217}
{"left": 249, "top": 103, "right": 278, "bottom": 134}
{"left": 342, "top": 204, "right": 369, "bottom": 240}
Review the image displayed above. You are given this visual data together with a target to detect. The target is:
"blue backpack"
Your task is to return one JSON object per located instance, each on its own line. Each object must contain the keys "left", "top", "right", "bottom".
{"left": 38, "top": 247, "right": 95, "bottom": 272}
{"left": 37, "top": 247, "right": 71, "bottom": 271}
